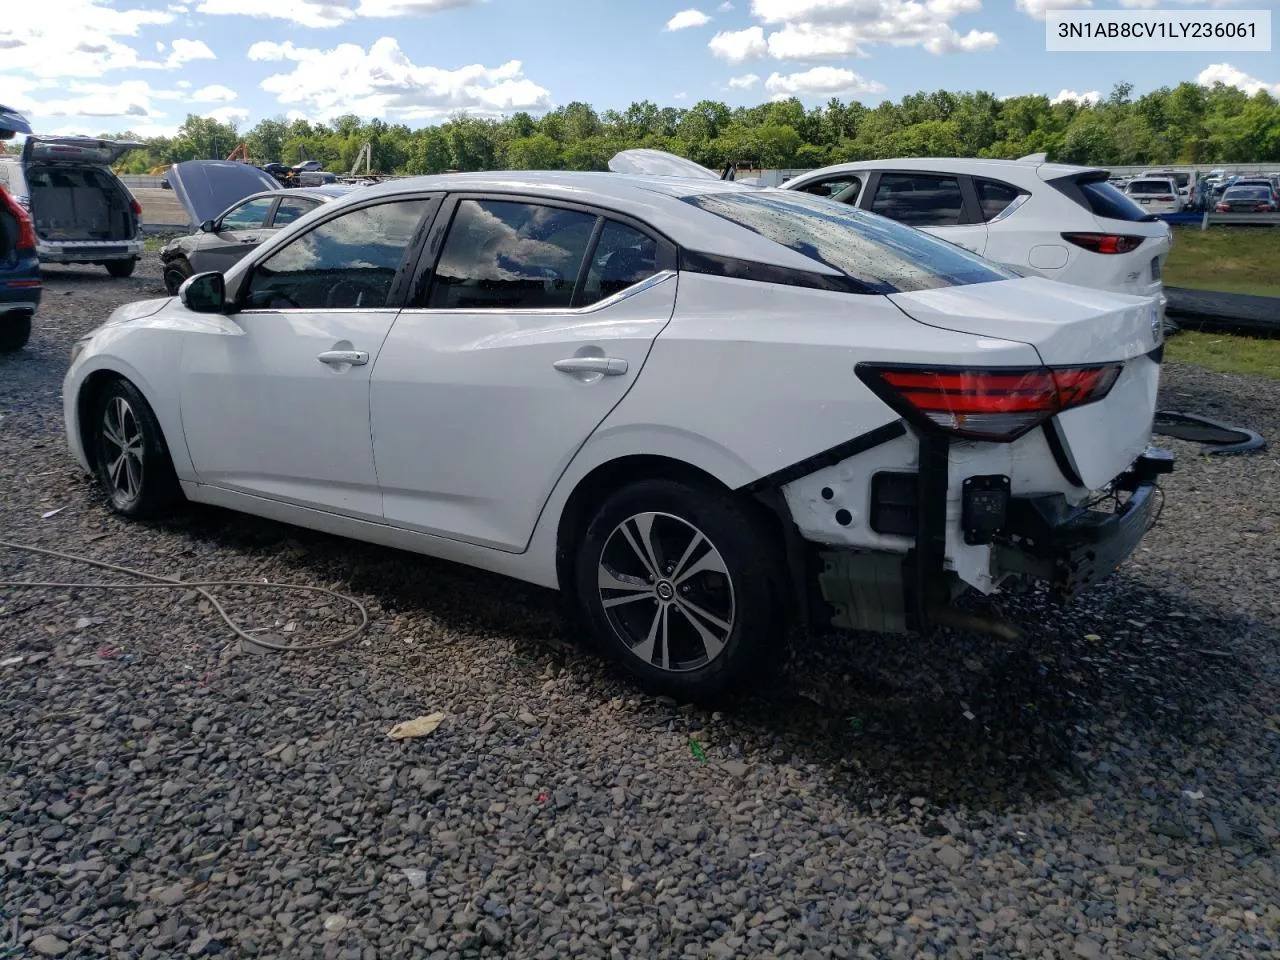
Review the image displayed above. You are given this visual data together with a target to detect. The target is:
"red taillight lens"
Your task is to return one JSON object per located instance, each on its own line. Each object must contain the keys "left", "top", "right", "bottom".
{"left": 129, "top": 193, "right": 143, "bottom": 216}
{"left": 857, "top": 364, "right": 1123, "bottom": 442}
{"left": 1216, "top": 203, "right": 1230, "bottom": 212}
{"left": 1061, "top": 232, "right": 1144, "bottom": 255}
{"left": 1, "top": 186, "right": 36, "bottom": 252}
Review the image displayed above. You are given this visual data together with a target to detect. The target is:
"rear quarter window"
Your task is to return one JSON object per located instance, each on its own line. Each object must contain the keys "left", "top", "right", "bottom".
{"left": 682, "top": 190, "right": 1015, "bottom": 294}
{"left": 1049, "top": 175, "right": 1155, "bottom": 223}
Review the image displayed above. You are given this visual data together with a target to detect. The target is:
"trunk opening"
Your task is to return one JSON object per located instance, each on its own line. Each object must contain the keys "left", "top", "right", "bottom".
{"left": 27, "top": 164, "right": 135, "bottom": 243}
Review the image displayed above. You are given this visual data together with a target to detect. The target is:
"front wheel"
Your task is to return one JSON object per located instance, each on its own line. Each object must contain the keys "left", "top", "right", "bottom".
{"left": 0, "top": 313, "right": 32, "bottom": 352}
{"left": 106, "top": 258, "right": 137, "bottom": 278}
{"left": 91, "top": 378, "right": 181, "bottom": 518}
{"left": 162, "top": 256, "right": 193, "bottom": 294}
{"left": 574, "top": 479, "right": 784, "bottom": 701}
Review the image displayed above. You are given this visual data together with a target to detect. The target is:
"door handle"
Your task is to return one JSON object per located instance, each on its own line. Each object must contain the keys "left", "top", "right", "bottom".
{"left": 553, "top": 357, "right": 628, "bottom": 376}
{"left": 317, "top": 350, "right": 369, "bottom": 366}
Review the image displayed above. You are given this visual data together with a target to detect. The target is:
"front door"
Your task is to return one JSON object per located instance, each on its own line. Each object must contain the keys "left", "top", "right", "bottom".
{"left": 863, "top": 171, "right": 988, "bottom": 255}
{"left": 371, "top": 197, "right": 677, "bottom": 551}
{"left": 179, "top": 196, "right": 435, "bottom": 519}
{"left": 189, "top": 195, "right": 277, "bottom": 274}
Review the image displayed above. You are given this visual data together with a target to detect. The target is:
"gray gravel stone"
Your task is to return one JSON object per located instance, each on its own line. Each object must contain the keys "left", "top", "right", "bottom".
{"left": 30, "top": 936, "right": 70, "bottom": 957}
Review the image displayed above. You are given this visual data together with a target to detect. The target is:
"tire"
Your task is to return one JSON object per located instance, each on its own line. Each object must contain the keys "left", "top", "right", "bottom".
{"left": 91, "top": 378, "right": 182, "bottom": 519}
{"left": 0, "top": 313, "right": 32, "bottom": 352}
{"left": 574, "top": 478, "right": 784, "bottom": 700}
{"left": 106, "top": 258, "right": 137, "bottom": 278}
{"left": 162, "top": 257, "right": 193, "bottom": 294}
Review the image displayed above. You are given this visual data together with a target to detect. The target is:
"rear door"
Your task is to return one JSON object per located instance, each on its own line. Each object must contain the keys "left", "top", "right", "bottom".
{"left": 860, "top": 171, "right": 988, "bottom": 255}
{"left": 370, "top": 194, "right": 678, "bottom": 551}
{"left": 190, "top": 195, "right": 277, "bottom": 273}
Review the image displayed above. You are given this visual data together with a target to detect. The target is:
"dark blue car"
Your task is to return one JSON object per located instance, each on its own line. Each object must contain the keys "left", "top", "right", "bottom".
{"left": 1, "top": 183, "right": 40, "bottom": 352}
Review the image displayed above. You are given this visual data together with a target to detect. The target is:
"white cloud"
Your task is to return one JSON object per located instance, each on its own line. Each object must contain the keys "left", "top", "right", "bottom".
{"left": 724, "top": 0, "right": 997, "bottom": 58}
{"left": 164, "top": 38, "right": 216, "bottom": 67}
{"left": 1197, "top": 62, "right": 1280, "bottom": 96}
{"left": 765, "top": 66, "right": 885, "bottom": 99}
{"left": 197, "top": 0, "right": 480, "bottom": 26}
{"left": 1015, "top": 0, "right": 1090, "bottom": 18}
{"left": 719, "top": 0, "right": 735, "bottom": 8}
{"left": 0, "top": 0, "right": 174, "bottom": 77}
{"left": 709, "top": 26, "right": 768, "bottom": 61}
{"left": 356, "top": 0, "right": 481, "bottom": 15}
{"left": 1050, "top": 88, "right": 1101, "bottom": 105}
{"left": 203, "top": 106, "right": 251, "bottom": 124}
{"left": 667, "top": 8, "right": 712, "bottom": 29}
{"left": 193, "top": 84, "right": 239, "bottom": 103}
{"left": 729, "top": 73, "right": 761, "bottom": 89}
{"left": 176, "top": 80, "right": 193, "bottom": 89}
{"left": 197, "top": 0, "right": 354, "bottom": 27}
{"left": 673, "top": 91, "right": 690, "bottom": 100}
{"left": 253, "top": 37, "right": 553, "bottom": 121}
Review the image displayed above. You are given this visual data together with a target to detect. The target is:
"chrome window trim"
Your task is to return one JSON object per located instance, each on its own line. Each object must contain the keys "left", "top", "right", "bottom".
{"left": 398, "top": 269, "right": 676, "bottom": 317}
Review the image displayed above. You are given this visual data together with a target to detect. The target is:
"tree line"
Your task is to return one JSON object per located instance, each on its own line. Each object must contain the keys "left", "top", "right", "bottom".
{"left": 20, "top": 80, "right": 1280, "bottom": 173}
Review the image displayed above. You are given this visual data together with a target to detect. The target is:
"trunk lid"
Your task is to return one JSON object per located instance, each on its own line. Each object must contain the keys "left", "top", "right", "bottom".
{"left": 889, "top": 277, "right": 1161, "bottom": 489}
{"left": 0, "top": 105, "right": 32, "bottom": 137}
{"left": 608, "top": 149, "right": 721, "bottom": 179}
{"left": 166, "top": 159, "right": 280, "bottom": 226}
{"left": 22, "top": 136, "right": 143, "bottom": 167}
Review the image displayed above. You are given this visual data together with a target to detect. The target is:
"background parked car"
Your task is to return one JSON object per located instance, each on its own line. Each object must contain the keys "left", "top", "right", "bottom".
{"left": 0, "top": 137, "right": 145, "bottom": 277}
{"left": 0, "top": 184, "right": 40, "bottom": 351}
{"left": 775, "top": 157, "right": 1171, "bottom": 311}
{"left": 1216, "top": 185, "right": 1277, "bottom": 213}
{"left": 159, "top": 184, "right": 354, "bottom": 293}
{"left": 1123, "top": 176, "right": 1184, "bottom": 215}
{"left": 1227, "top": 178, "right": 1280, "bottom": 203}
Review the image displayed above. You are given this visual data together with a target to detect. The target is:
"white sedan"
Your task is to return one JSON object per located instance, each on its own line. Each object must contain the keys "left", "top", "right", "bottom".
{"left": 63, "top": 172, "right": 1173, "bottom": 699}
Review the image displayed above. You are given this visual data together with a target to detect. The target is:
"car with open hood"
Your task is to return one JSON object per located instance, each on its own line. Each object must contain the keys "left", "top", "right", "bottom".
{"left": 63, "top": 171, "right": 1173, "bottom": 699}
{"left": 158, "top": 180, "right": 355, "bottom": 293}
{"left": 0, "top": 136, "right": 145, "bottom": 276}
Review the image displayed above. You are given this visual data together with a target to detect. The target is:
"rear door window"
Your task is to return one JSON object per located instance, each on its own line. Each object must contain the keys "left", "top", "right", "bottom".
{"left": 869, "top": 173, "right": 964, "bottom": 226}
{"left": 426, "top": 199, "right": 598, "bottom": 310}
{"left": 270, "top": 197, "right": 321, "bottom": 227}
{"left": 221, "top": 197, "right": 275, "bottom": 231}
{"left": 578, "top": 220, "right": 660, "bottom": 306}
{"left": 683, "top": 191, "right": 1014, "bottom": 294}
{"left": 244, "top": 199, "right": 430, "bottom": 310}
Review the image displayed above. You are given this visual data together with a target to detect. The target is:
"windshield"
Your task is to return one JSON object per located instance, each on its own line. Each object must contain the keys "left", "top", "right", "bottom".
{"left": 682, "top": 190, "right": 1014, "bottom": 294}
{"left": 1225, "top": 187, "right": 1270, "bottom": 199}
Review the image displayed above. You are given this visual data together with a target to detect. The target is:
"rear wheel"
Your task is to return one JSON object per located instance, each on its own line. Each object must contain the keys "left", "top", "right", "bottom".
{"left": 91, "top": 378, "right": 181, "bottom": 518}
{"left": 106, "top": 258, "right": 136, "bottom": 278}
{"left": 162, "top": 256, "right": 193, "bottom": 294}
{"left": 0, "top": 313, "right": 32, "bottom": 352}
{"left": 574, "top": 479, "right": 784, "bottom": 700}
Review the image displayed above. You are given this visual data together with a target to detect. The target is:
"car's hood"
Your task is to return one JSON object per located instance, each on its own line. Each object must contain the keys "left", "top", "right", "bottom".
{"left": 166, "top": 160, "right": 279, "bottom": 226}
{"left": 0, "top": 105, "right": 32, "bottom": 138}
{"left": 608, "top": 149, "right": 720, "bottom": 179}
{"left": 101, "top": 297, "right": 174, "bottom": 328}
{"left": 22, "top": 136, "right": 143, "bottom": 166}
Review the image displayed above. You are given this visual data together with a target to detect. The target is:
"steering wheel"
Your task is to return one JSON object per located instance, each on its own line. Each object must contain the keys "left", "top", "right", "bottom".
{"left": 324, "top": 279, "right": 381, "bottom": 309}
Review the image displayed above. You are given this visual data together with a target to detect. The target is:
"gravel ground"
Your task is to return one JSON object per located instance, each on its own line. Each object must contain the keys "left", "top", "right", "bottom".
{"left": 2, "top": 257, "right": 1278, "bottom": 960}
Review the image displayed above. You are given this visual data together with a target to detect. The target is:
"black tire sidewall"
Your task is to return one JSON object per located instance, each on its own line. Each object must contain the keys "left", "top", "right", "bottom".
{"left": 163, "top": 258, "right": 192, "bottom": 294}
{"left": 0, "top": 313, "right": 32, "bottom": 352}
{"left": 574, "top": 479, "right": 780, "bottom": 700}
{"left": 106, "top": 259, "right": 137, "bottom": 278}
{"left": 91, "top": 379, "right": 178, "bottom": 518}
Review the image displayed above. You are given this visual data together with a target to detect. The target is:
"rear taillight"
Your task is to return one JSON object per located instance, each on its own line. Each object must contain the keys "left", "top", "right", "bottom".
{"left": 1, "top": 186, "right": 36, "bottom": 252}
{"left": 1061, "top": 232, "right": 1144, "bottom": 255}
{"left": 129, "top": 193, "right": 143, "bottom": 216}
{"left": 1216, "top": 203, "right": 1230, "bottom": 212}
{"left": 856, "top": 363, "right": 1123, "bottom": 443}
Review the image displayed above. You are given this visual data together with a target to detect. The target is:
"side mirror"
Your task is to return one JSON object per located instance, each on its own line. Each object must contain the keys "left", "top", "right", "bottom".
{"left": 199, "top": 219, "right": 216, "bottom": 233}
{"left": 179, "top": 271, "right": 226, "bottom": 313}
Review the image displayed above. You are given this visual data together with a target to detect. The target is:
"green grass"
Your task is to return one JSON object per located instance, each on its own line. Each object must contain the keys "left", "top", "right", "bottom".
{"left": 1166, "top": 330, "right": 1280, "bottom": 379}
{"left": 1165, "top": 227, "right": 1280, "bottom": 298}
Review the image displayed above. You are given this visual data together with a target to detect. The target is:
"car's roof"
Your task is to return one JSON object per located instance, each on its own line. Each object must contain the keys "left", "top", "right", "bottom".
{"left": 304, "top": 171, "right": 845, "bottom": 276}
{"left": 285, "top": 185, "right": 355, "bottom": 198}
{"left": 784, "top": 156, "right": 1102, "bottom": 185}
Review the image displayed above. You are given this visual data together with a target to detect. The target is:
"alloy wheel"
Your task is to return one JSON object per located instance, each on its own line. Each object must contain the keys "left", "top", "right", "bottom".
{"left": 596, "top": 511, "right": 736, "bottom": 673}
{"left": 101, "top": 396, "right": 144, "bottom": 506}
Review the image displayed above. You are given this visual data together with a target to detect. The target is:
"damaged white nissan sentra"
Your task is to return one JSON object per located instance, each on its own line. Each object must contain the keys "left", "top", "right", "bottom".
{"left": 63, "top": 172, "right": 1173, "bottom": 698}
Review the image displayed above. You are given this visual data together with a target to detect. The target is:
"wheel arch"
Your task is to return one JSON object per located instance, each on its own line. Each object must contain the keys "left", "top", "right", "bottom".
{"left": 552, "top": 453, "right": 793, "bottom": 612}
{"left": 74, "top": 362, "right": 190, "bottom": 479}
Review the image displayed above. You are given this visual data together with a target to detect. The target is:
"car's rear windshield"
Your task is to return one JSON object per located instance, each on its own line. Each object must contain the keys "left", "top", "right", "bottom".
{"left": 1052, "top": 175, "right": 1155, "bottom": 222}
{"left": 1127, "top": 180, "right": 1174, "bottom": 195}
{"left": 1226, "top": 187, "right": 1270, "bottom": 199}
{"left": 682, "top": 190, "right": 1014, "bottom": 294}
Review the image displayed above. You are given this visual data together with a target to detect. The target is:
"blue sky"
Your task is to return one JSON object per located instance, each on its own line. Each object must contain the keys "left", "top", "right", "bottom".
{"left": 2, "top": 0, "right": 1278, "bottom": 137}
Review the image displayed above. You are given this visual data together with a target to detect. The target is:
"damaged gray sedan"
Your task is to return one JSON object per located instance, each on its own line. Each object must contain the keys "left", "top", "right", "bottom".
{"left": 158, "top": 159, "right": 354, "bottom": 293}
